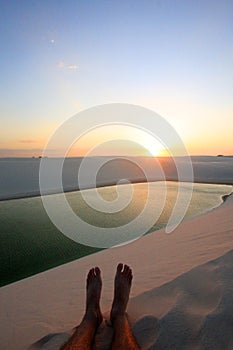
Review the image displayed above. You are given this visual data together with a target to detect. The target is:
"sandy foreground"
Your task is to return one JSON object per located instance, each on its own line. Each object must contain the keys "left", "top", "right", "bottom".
{"left": 0, "top": 192, "right": 232, "bottom": 349}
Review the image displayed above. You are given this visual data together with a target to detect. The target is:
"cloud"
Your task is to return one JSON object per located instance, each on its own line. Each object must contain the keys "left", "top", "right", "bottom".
{"left": 19, "top": 140, "right": 36, "bottom": 144}
{"left": 57, "top": 61, "right": 79, "bottom": 70}
{"left": 50, "top": 39, "right": 55, "bottom": 44}
{"left": 0, "top": 148, "right": 43, "bottom": 157}
{"left": 58, "top": 61, "right": 65, "bottom": 68}
{"left": 67, "top": 65, "right": 79, "bottom": 70}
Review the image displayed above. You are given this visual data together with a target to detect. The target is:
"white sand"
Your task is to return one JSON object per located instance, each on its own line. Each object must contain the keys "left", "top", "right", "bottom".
{"left": 1, "top": 156, "right": 232, "bottom": 200}
{"left": 0, "top": 193, "right": 233, "bottom": 349}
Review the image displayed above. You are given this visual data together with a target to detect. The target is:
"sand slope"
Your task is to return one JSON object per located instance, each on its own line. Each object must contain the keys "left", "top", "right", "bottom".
{"left": 29, "top": 249, "right": 233, "bottom": 350}
{"left": 0, "top": 195, "right": 233, "bottom": 350}
{"left": 131, "top": 249, "right": 233, "bottom": 349}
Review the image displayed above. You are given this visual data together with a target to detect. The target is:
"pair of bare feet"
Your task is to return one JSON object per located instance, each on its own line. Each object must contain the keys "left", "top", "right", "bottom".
{"left": 61, "top": 263, "right": 140, "bottom": 350}
{"left": 86, "top": 263, "right": 132, "bottom": 327}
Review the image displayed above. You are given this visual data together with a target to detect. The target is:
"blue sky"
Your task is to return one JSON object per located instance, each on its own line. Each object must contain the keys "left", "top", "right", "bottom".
{"left": 1, "top": 0, "right": 233, "bottom": 156}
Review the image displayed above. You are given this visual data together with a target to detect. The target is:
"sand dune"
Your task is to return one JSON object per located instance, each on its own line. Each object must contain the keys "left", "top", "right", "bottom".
{"left": 1, "top": 156, "right": 232, "bottom": 200}
{"left": 0, "top": 193, "right": 233, "bottom": 349}
{"left": 25, "top": 248, "right": 233, "bottom": 350}
{"left": 130, "top": 249, "right": 233, "bottom": 349}
{"left": 27, "top": 248, "right": 233, "bottom": 350}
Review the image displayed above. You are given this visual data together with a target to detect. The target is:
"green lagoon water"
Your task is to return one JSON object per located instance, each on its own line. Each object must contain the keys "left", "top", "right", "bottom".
{"left": 0, "top": 181, "right": 232, "bottom": 287}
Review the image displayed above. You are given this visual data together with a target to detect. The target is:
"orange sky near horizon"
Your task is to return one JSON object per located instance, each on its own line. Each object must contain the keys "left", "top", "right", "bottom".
{"left": 1, "top": 121, "right": 232, "bottom": 158}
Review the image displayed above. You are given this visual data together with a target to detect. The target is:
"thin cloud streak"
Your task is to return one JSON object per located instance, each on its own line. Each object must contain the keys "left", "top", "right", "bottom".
{"left": 19, "top": 140, "right": 37, "bottom": 144}
{"left": 57, "top": 61, "right": 79, "bottom": 70}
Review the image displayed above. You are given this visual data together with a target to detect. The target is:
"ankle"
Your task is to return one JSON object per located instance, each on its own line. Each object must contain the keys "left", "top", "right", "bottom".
{"left": 111, "top": 311, "right": 127, "bottom": 325}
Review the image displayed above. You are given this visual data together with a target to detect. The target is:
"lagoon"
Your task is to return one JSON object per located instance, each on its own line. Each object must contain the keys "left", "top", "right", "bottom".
{"left": 0, "top": 181, "right": 232, "bottom": 286}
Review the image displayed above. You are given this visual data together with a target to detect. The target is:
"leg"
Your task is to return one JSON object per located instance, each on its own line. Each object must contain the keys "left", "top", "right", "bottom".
{"left": 110, "top": 263, "right": 140, "bottom": 350}
{"left": 61, "top": 267, "right": 103, "bottom": 350}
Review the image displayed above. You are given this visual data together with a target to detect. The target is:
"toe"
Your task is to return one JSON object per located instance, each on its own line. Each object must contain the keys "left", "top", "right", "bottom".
{"left": 123, "top": 264, "right": 130, "bottom": 275}
{"left": 117, "top": 263, "right": 123, "bottom": 273}
{"left": 87, "top": 268, "right": 95, "bottom": 282}
{"left": 94, "top": 266, "right": 101, "bottom": 276}
{"left": 128, "top": 270, "right": 133, "bottom": 283}
{"left": 87, "top": 270, "right": 92, "bottom": 285}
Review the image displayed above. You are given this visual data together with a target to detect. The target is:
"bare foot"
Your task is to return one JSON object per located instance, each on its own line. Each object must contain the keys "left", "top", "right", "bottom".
{"left": 110, "top": 263, "right": 133, "bottom": 323}
{"left": 85, "top": 267, "right": 103, "bottom": 326}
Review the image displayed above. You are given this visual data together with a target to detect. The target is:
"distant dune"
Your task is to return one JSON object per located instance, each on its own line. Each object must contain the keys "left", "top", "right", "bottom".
{"left": 0, "top": 156, "right": 232, "bottom": 200}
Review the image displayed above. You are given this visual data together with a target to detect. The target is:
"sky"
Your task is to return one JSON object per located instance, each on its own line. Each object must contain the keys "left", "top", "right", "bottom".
{"left": 0, "top": 0, "right": 233, "bottom": 157}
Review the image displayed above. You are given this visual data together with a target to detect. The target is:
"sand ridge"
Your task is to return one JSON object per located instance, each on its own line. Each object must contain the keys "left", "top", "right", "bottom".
{"left": 0, "top": 194, "right": 233, "bottom": 349}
